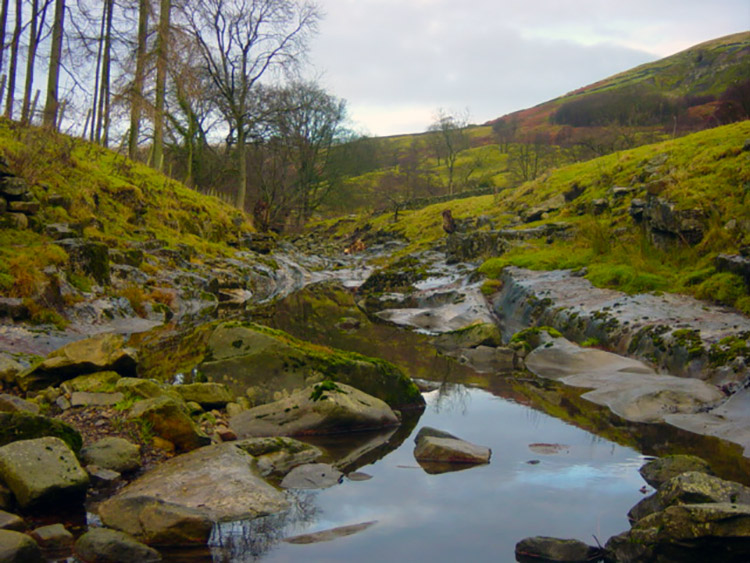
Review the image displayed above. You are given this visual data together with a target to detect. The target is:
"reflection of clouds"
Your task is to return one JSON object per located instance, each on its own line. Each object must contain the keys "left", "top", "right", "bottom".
{"left": 513, "top": 462, "right": 645, "bottom": 493}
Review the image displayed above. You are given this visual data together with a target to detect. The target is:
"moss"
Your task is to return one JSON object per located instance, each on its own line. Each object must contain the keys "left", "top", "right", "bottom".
{"left": 708, "top": 333, "right": 750, "bottom": 367}
{"left": 511, "top": 326, "right": 562, "bottom": 352}
{"left": 309, "top": 380, "right": 344, "bottom": 402}
{"left": 0, "top": 412, "right": 83, "bottom": 453}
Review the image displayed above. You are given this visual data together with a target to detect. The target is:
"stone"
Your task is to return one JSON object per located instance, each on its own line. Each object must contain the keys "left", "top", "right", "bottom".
{"left": 0, "top": 412, "right": 82, "bottom": 452}
{"left": 44, "top": 223, "right": 78, "bottom": 240}
{"left": 0, "top": 510, "right": 25, "bottom": 531}
{"left": 128, "top": 396, "right": 210, "bottom": 452}
{"left": 0, "top": 437, "right": 89, "bottom": 509}
{"left": 70, "top": 391, "right": 125, "bottom": 407}
{"left": 80, "top": 437, "right": 141, "bottom": 474}
{"left": 0, "top": 177, "right": 29, "bottom": 199}
{"left": 280, "top": 463, "right": 343, "bottom": 490}
{"left": 5, "top": 213, "right": 27, "bottom": 229}
{"left": 515, "top": 536, "right": 599, "bottom": 562}
{"left": 0, "top": 355, "right": 23, "bottom": 384}
{"left": 716, "top": 253, "right": 750, "bottom": 285}
{"left": 30, "top": 523, "right": 73, "bottom": 551}
{"left": 414, "top": 426, "right": 460, "bottom": 444}
{"left": 102, "top": 442, "right": 289, "bottom": 522}
{"left": 56, "top": 238, "right": 111, "bottom": 285}
{"left": 629, "top": 471, "right": 750, "bottom": 523}
{"left": 283, "top": 521, "right": 377, "bottom": 545}
{"left": 590, "top": 198, "right": 609, "bottom": 215}
{"left": 432, "top": 322, "right": 503, "bottom": 352}
{"left": 638, "top": 455, "right": 714, "bottom": 488}
{"left": 522, "top": 193, "right": 566, "bottom": 223}
{"left": 8, "top": 200, "right": 40, "bottom": 215}
{"left": 0, "top": 529, "right": 43, "bottom": 563}
{"left": 0, "top": 299, "right": 28, "bottom": 322}
{"left": 234, "top": 437, "right": 322, "bottom": 478}
{"left": 61, "top": 371, "right": 121, "bottom": 393}
{"left": 74, "top": 528, "right": 161, "bottom": 563}
{"left": 88, "top": 466, "right": 123, "bottom": 488}
{"left": 98, "top": 496, "right": 213, "bottom": 546}
{"left": 173, "top": 382, "right": 233, "bottom": 409}
{"left": 0, "top": 394, "right": 39, "bottom": 414}
{"left": 229, "top": 382, "right": 400, "bottom": 438}
{"left": 114, "top": 377, "right": 169, "bottom": 399}
{"left": 413, "top": 435, "right": 491, "bottom": 465}
{"left": 17, "top": 334, "right": 138, "bottom": 391}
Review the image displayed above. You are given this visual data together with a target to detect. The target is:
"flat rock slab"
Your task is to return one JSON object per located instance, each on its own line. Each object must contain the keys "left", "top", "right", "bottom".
{"left": 229, "top": 383, "right": 399, "bottom": 438}
{"left": 80, "top": 437, "right": 141, "bottom": 474}
{"left": 0, "top": 437, "right": 89, "bottom": 509}
{"left": 105, "top": 442, "right": 289, "bottom": 522}
{"left": 280, "top": 463, "right": 343, "bottom": 489}
{"left": 526, "top": 338, "right": 723, "bottom": 423}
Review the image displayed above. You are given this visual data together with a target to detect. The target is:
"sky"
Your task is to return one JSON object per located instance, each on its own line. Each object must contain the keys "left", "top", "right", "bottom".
{"left": 307, "top": 0, "right": 750, "bottom": 137}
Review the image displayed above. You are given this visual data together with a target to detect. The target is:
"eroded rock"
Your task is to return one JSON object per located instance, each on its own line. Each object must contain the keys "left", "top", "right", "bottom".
{"left": 74, "top": 528, "right": 161, "bottom": 563}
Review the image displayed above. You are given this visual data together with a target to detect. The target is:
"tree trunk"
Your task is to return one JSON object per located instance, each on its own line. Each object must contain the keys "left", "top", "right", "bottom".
{"left": 236, "top": 124, "right": 247, "bottom": 210}
{"left": 95, "top": 0, "right": 113, "bottom": 145}
{"left": 42, "top": 0, "right": 65, "bottom": 128}
{"left": 128, "top": 0, "right": 149, "bottom": 160}
{"left": 152, "top": 0, "right": 171, "bottom": 171}
{"left": 4, "top": 0, "right": 21, "bottom": 119}
{"left": 21, "top": 0, "right": 39, "bottom": 124}
{"left": 89, "top": 0, "right": 106, "bottom": 141}
{"left": 0, "top": 0, "right": 10, "bottom": 80}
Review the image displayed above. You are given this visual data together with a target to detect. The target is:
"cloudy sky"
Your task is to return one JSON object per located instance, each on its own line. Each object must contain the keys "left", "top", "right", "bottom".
{"left": 307, "top": 0, "right": 749, "bottom": 136}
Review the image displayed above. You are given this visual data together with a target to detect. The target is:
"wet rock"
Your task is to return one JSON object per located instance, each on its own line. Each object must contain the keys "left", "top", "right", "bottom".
{"left": 280, "top": 463, "right": 343, "bottom": 489}
{"left": 459, "top": 345, "right": 516, "bottom": 373}
{"left": 0, "top": 529, "right": 43, "bottom": 563}
{"left": 0, "top": 412, "right": 82, "bottom": 452}
{"left": 74, "top": 528, "right": 161, "bottom": 563}
{"left": 0, "top": 394, "right": 39, "bottom": 414}
{"left": 98, "top": 496, "right": 213, "bottom": 546}
{"left": 414, "top": 435, "right": 491, "bottom": 466}
{"left": 56, "top": 238, "right": 111, "bottom": 285}
{"left": 80, "top": 437, "right": 141, "bottom": 474}
{"left": 173, "top": 382, "right": 233, "bottom": 409}
{"left": 629, "top": 471, "right": 750, "bottom": 522}
{"left": 0, "top": 510, "right": 25, "bottom": 531}
{"left": 17, "top": 333, "right": 137, "bottom": 391}
{"left": 103, "top": 442, "right": 289, "bottom": 521}
{"left": 0, "top": 437, "right": 89, "bottom": 509}
{"left": 606, "top": 503, "right": 750, "bottom": 563}
{"left": 639, "top": 455, "right": 714, "bottom": 488}
{"left": 128, "top": 396, "right": 210, "bottom": 452}
{"left": 30, "top": 523, "right": 73, "bottom": 552}
{"left": 229, "top": 382, "right": 400, "bottom": 438}
{"left": 515, "top": 536, "right": 599, "bottom": 562}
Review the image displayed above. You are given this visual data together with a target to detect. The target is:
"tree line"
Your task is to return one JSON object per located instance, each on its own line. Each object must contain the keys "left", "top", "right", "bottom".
{"left": 0, "top": 0, "right": 354, "bottom": 231}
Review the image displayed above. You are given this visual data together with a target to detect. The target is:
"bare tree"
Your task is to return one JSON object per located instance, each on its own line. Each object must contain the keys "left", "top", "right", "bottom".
{"left": 4, "top": 0, "right": 21, "bottom": 118}
{"left": 152, "top": 0, "right": 170, "bottom": 170}
{"left": 128, "top": 0, "right": 149, "bottom": 159}
{"left": 180, "top": 0, "right": 320, "bottom": 210}
{"left": 0, "top": 0, "right": 9, "bottom": 81}
{"left": 427, "top": 108, "right": 470, "bottom": 195}
{"left": 22, "top": 0, "right": 53, "bottom": 124}
{"left": 42, "top": 0, "right": 65, "bottom": 128}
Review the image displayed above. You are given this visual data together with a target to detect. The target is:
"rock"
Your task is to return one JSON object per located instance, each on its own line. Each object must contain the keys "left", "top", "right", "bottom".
{"left": 56, "top": 238, "right": 111, "bottom": 285}
{"left": 114, "top": 378, "right": 169, "bottom": 399}
{"left": 642, "top": 196, "right": 705, "bottom": 246}
{"left": 80, "top": 437, "right": 141, "bottom": 474}
{"left": 414, "top": 426, "right": 460, "bottom": 444}
{"left": 716, "top": 253, "right": 750, "bottom": 285}
{"left": 30, "top": 523, "right": 73, "bottom": 551}
{"left": 234, "top": 437, "right": 322, "bottom": 478}
{"left": 606, "top": 503, "right": 750, "bottom": 563}
{"left": 0, "top": 437, "right": 89, "bottom": 509}
{"left": 590, "top": 198, "right": 609, "bottom": 215}
{"left": 3, "top": 213, "right": 27, "bottom": 229}
{"left": 515, "top": 536, "right": 599, "bottom": 562}
{"left": 629, "top": 471, "right": 750, "bottom": 522}
{"left": 8, "top": 200, "right": 40, "bottom": 215}
{"left": 639, "top": 455, "right": 714, "bottom": 488}
{"left": 102, "top": 442, "right": 289, "bottom": 522}
{"left": 0, "top": 394, "right": 39, "bottom": 414}
{"left": 70, "top": 391, "right": 125, "bottom": 407}
{"left": 0, "top": 510, "right": 25, "bottom": 531}
{"left": 43, "top": 223, "right": 79, "bottom": 240}
{"left": 0, "top": 355, "right": 23, "bottom": 384}
{"left": 200, "top": 322, "right": 423, "bottom": 409}
{"left": 0, "top": 177, "right": 30, "bottom": 199}
{"left": 128, "top": 396, "right": 210, "bottom": 452}
{"left": 413, "top": 435, "right": 491, "bottom": 466}
{"left": 0, "top": 485, "right": 11, "bottom": 511}
{"left": 432, "top": 322, "right": 503, "bottom": 352}
{"left": 280, "top": 463, "right": 343, "bottom": 489}
{"left": 229, "top": 382, "right": 400, "bottom": 438}
{"left": 458, "top": 345, "right": 516, "bottom": 373}
{"left": 173, "top": 383, "right": 233, "bottom": 409}
{"left": 522, "top": 193, "right": 566, "bottom": 223}
{"left": 74, "top": 528, "right": 161, "bottom": 563}
{"left": 0, "top": 529, "right": 43, "bottom": 563}
{"left": 88, "top": 466, "right": 123, "bottom": 488}
{"left": 0, "top": 412, "right": 82, "bottom": 452}
{"left": 214, "top": 426, "right": 236, "bottom": 442}
{"left": 61, "top": 371, "right": 121, "bottom": 394}
{"left": 17, "top": 334, "right": 138, "bottom": 391}
{"left": 98, "top": 496, "right": 213, "bottom": 546}
{"left": 0, "top": 298, "right": 29, "bottom": 321}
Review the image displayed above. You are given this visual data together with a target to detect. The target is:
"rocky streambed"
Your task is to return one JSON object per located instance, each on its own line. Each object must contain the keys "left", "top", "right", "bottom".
{"left": 0, "top": 237, "right": 749, "bottom": 561}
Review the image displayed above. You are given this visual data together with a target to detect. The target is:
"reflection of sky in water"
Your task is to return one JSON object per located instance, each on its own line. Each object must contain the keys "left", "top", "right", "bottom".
{"left": 235, "top": 386, "right": 648, "bottom": 562}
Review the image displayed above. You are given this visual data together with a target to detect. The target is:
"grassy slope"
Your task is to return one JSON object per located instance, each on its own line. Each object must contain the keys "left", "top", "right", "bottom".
{"left": 0, "top": 119, "right": 251, "bottom": 299}
{"left": 315, "top": 121, "right": 750, "bottom": 313}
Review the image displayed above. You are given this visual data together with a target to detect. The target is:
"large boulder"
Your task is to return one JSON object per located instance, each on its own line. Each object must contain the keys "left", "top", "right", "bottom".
{"left": 0, "top": 412, "right": 82, "bottom": 452}
{"left": 606, "top": 503, "right": 750, "bottom": 563}
{"left": 280, "top": 463, "right": 343, "bottom": 490}
{"left": 638, "top": 455, "right": 714, "bottom": 488}
{"left": 233, "top": 437, "right": 322, "bottom": 478}
{"left": 17, "top": 334, "right": 137, "bottom": 391}
{"left": 199, "top": 322, "right": 423, "bottom": 409}
{"left": 74, "top": 528, "right": 161, "bottom": 563}
{"left": 515, "top": 536, "right": 599, "bottom": 562}
{"left": 97, "top": 496, "right": 213, "bottom": 546}
{"left": 629, "top": 471, "right": 750, "bottom": 522}
{"left": 80, "top": 437, "right": 141, "bottom": 474}
{"left": 413, "top": 435, "right": 491, "bottom": 466}
{"left": 229, "top": 382, "right": 400, "bottom": 438}
{"left": 0, "top": 529, "right": 43, "bottom": 563}
{"left": 127, "top": 396, "right": 209, "bottom": 452}
{"left": 173, "top": 383, "right": 233, "bottom": 409}
{"left": 0, "top": 437, "right": 89, "bottom": 509}
{"left": 101, "top": 442, "right": 289, "bottom": 522}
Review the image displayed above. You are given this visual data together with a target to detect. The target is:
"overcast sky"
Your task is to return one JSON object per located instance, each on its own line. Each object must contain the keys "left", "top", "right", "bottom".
{"left": 307, "top": 0, "right": 749, "bottom": 136}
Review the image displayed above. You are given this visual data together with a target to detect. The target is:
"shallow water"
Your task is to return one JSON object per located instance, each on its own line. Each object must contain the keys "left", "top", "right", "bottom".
{"left": 207, "top": 385, "right": 647, "bottom": 562}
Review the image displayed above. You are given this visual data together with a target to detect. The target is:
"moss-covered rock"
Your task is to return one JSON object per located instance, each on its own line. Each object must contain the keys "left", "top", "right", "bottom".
{"left": 173, "top": 382, "right": 233, "bottom": 409}
{"left": 639, "top": 454, "right": 714, "bottom": 488}
{"left": 0, "top": 412, "right": 82, "bottom": 453}
{"left": 128, "top": 397, "right": 209, "bottom": 452}
{"left": 432, "top": 322, "right": 503, "bottom": 352}
{"left": 61, "top": 371, "right": 121, "bottom": 394}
